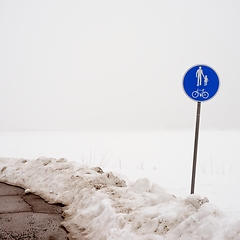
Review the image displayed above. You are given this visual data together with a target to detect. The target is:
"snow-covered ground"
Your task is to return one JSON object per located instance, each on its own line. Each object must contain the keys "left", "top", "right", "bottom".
{"left": 0, "top": 130, "right": 240, "bottom": 239}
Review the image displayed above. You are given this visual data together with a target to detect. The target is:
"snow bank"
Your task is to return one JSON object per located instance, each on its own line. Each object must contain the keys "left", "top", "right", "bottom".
{"left": 0, "top": 157, "right": 239, "bottom": 240}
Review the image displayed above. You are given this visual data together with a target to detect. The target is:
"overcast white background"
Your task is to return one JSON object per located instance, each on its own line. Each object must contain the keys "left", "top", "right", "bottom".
{"left": 1, "top": 0, "right": 240, "bottom": 131}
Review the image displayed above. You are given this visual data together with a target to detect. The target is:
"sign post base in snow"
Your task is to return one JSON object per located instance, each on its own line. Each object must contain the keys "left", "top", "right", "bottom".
{"left": 183, "top": 64, "right": 219, "bottom": 194}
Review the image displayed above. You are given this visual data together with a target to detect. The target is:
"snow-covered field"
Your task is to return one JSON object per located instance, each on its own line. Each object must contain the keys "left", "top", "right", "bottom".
{"left": 0, "top": 130, "right": 240, "bottom": 239}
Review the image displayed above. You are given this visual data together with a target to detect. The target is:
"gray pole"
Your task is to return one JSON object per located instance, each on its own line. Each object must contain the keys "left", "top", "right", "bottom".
{"left": 191, "top": 102, "right": 201, "bottom": 194}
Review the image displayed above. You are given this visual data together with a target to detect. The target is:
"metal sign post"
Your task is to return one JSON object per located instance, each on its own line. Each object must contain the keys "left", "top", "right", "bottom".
{"left": 183, "top": 64, "right": 219, "bottom": 194}
{"left": 191, "top": 102, "right": 201, "bottom": 194}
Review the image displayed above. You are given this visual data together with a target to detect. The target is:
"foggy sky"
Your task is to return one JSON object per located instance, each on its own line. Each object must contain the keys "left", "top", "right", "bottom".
{"left": 1, "top": 0, "right": 240, "bottom": 131}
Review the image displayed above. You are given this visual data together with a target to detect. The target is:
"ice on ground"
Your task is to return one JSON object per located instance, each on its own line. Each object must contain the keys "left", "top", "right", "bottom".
{"left": 0, "top": 157, "right": 239, "bottom": 240}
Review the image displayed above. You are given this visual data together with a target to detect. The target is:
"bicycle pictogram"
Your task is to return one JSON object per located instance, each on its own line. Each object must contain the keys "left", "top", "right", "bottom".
{"left": 191, "top": 89, "right": 209, "bottom": 99}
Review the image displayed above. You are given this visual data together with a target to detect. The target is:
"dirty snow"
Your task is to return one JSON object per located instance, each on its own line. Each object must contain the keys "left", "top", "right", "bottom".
{"left": 0, "top": 130, "right": 240, "bottom": 239}
{"left": 0, "top": 156, "right": 240, "bottom": 240}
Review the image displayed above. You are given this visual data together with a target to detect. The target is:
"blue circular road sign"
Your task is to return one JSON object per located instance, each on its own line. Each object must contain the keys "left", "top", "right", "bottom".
{"left": 183, "top": 65, "right": 219, "bottom": 102}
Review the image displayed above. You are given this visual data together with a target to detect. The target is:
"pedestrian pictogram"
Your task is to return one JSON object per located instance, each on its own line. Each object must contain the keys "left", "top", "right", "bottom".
{"left": 183, "top": 65, "right": 219, "bottom": 102}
